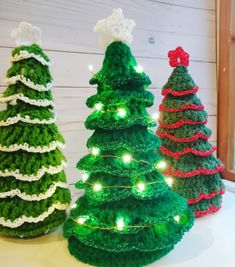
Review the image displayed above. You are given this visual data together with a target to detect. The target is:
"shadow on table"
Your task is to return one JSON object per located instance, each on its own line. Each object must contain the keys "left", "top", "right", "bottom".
{"left": 148, "top": 223, "right": 214, "bottom": 266}
{"left": 1, "top": 228, "right": 64, "bottom": 246}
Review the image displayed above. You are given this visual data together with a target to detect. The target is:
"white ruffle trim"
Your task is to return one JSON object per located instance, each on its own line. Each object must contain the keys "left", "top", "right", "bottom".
{"left": 0, "top": 202, "right": 68, "bottom": 228}
{"left": 0, "top": 161, "right": 67, "bottom": 181}
{"left": 0, "top": 93, "right": 54, "bottom": 107}
{"left": 0, "top": 141, "right": 65, "bottom": 153}
{"left": 0, "top": 114, "right": 56, "bottom": 126}
{"left": 4, "top": 75, "right": 53, "bottom": 92}
{"left": 0, "top": 182, "right": 68, "bottom": 201}
{"left": 10, "top": 50, "right": 52, "bottom": 66}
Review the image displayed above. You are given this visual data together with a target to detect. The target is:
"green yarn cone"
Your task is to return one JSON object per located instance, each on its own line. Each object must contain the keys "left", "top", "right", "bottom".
{"left": 63, "top": 41, "right": 194, "bottom": 267}
{"left": 156, "top": 46, "right": 225, "bottom": 217}
{"left": 0, "top": 41, "right": 71, "bottom": 238}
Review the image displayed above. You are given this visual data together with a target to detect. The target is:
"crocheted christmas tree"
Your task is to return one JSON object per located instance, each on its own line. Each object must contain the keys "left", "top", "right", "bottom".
{"left": 0, "top": 22, "right": 71, "bottom": 238}
{"left": 63, "top": 9, "right": 194, "bottom": 267}
{"left": 156, "top": 46, "right": 225, "bottom": 217}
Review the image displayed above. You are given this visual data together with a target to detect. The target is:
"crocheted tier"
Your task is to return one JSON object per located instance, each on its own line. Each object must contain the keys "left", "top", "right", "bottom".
{"left": 0, "top": 189, "right": 70, "bottom": 223}
{"left": 160, "top": 109, "right": 207, "bottom": 126}
{"left": 160, "top": 94, "right": 203, "bottom": 113}
{"left": 86, "top": 105, "right": 155, "bottom": 130}
{"left": 77, "top": 149, "right": 161, "bottom": 177}
{"left": 87, "top": 90, "right": 154, "bottom": 109}
{"left": 162, "top": 66, "right": 195, "bottom": 93}
{"left": 76, "top": 171, "right": 170, "bottom": 203}
{"left": 0, "top": 104, "right": 55, "bottom": 126}
{"left": 90, "top": 41, "right": 151, "bottom": 89}
{"left": 0, "top": 210, "right": 66, "bottom": 238}
{"left": 0, "top": 171, "right": 67, "bottom": 199}
{"left": 157, "top": 124, "right": 211, "bottom": 140}
{"left": 189, "top": 195, "right": 222, "bottom": 217}
{"left": 66, "top": 236, "right": 173, "bottom": 267}
{"left": 0, "top": 123, "right": 64, "bottom": 151}
{"left": 164, "top": 154, "right": 222, "bottom": 177}
{"left": 171, "top": 173, "right": 225, "bottom": 201}
{"left": 12, "top": 44, "right": 50, "bottom": 64}
{"left": 64, "top": 192, "right": 193, "bottom": 237}
{"left": 0, "top": 149, "right": 65, "bottom": 178}
{"left": 1, "top": 83, "right": 53, "bottom": 106}
{"left": 87, "top": 126, "right": 161, "bottom": 153}
{"left": 7, "top": 58, "right": 52, "bottom": 88}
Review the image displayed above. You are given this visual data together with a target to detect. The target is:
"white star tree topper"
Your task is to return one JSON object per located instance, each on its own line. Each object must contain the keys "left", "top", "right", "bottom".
{"left": 11, "top": 21, "right": 42, "bottom": 46}
{"left": 93, "top": 8, "right": 136, "bottom": 49}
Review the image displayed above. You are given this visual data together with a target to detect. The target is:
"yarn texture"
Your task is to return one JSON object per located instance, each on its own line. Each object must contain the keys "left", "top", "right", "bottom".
{"left": 0, "top": 23, "right": 71, "bottom": 238}
{"left": 63, "top": 40, "right": 194, "bottom": 267}
{"left": 156, "top": 47, "right": 224, "bottom": 217}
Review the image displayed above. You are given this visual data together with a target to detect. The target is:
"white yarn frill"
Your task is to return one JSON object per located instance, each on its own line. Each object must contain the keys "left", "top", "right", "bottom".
{"left": 0, "top": 140, "right": 65, "bottom": 153}
{"left": 0, "top": 182, "right": 68, "bottom": 201}
{"left": 4, "top": 75, "right": 53, "bottom": 92}
{"left": 0, "top": 160, "right": 67, "bottom": 181}
{"left": 0, "top": 93, "right": 54, "bottom": 107}
{"left": 0, "top": 202, "right": 69, "bottom": 228}
{"left": 10, "top": 50, "right": 52, "bottom": 66}
{"left": 0, "top": 113, "right": 56, "bottom": 126}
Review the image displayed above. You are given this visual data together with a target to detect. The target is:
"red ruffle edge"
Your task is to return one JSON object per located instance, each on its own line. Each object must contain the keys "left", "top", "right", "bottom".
{"left": 157, "top": 131, "right": 210, "bottom": 142}
{"left": 160, "top": 146, "right": 216, "bottom": 159}
{"left": 164, "top": 165, "right": 224, "bottom": 178}
{"left": 188, "top": 188, "right": 224, "bottom": 204}
{"left": 159, "top": 103, "right": 204, "bottom": 113}
{"left": 194, "top": 205, "right": 221, "bottom": 217}
{"left": 162, "top": 86, "right": 198, "bottom": 96}
{"left": 158, "top": 119, "right": 207, "bottom": 129}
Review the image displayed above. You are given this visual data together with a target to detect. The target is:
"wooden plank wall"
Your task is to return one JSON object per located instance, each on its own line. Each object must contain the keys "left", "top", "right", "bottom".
{"left": 0, "top": 0, "right": 217, "bottom": 185}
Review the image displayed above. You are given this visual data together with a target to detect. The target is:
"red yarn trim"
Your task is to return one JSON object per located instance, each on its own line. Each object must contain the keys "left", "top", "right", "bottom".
{"left": 162, "top": 86, "right": 198, "bottom": 96}
{"left": 188, "top": 188, "right": 224, "bottom": 204}
{"left": 160, "top": 146, "right": 216, "bottom": 159}
{"left": 158, "top": 119, "right": 207, "bottom": 129}
{"left": 159, "top": 103, "right": 204, "bottom": 113}
{"left": 164, "top": 165, "right": 224, "bottom": 178}
{"left": 157, "top": 131, "right": 210, "bottom": 142}
{"left": 194, "top": 205, "right": 221, "bottom": 217}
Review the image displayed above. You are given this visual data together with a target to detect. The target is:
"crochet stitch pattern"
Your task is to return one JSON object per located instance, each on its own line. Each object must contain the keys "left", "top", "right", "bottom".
{"left": 63, "top": 10, "right": 194, "bottom": 267}
{"left": 0, "top": 23, "right": 71, "bottom": 238}
{"left": 156, "top": 46, "right": 225, "bottom": 217}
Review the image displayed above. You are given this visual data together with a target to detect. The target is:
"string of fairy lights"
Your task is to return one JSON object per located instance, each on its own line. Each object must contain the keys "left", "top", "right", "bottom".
{"left": 68, "top": 64, "right": 180, "bottom": 232}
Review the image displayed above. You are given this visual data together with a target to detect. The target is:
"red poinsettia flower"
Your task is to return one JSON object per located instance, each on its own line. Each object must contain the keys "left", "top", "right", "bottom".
{"left": 168, "top": 46, "right": 189, "bottom": 67}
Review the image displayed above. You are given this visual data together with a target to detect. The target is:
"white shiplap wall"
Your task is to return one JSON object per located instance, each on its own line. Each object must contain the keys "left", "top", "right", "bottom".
{"left": 0, "top": 0, "right": 217, "bottom": 185}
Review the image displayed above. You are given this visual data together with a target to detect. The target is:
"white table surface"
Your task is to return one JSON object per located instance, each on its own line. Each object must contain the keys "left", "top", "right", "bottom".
{"left": 0, "top": 190, "right": 234, "bottom": 267}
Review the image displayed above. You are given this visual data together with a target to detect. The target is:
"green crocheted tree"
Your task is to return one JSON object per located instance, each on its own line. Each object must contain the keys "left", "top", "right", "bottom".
{"left": 63, "top": 9, "right": 194, "bottom": 267}
{"left": 0, "top": 22, "right": 71, "bottom": 238}
{"left": 156, "top": 46, "right": 225, "bottom": 217}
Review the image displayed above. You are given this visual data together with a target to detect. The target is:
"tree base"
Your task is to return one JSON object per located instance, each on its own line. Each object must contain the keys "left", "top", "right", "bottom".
{"left": 0, "top": 210, "right": 66, "bottom": 239}
{"left": 67, "top": 235, "right": 174, "bottom": 267}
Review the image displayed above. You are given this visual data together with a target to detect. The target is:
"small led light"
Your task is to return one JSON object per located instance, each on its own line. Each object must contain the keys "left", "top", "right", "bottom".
{"left": 152, "top": 113, "right": 159, "bottom": 120}
{"left": 135, "top": 65, "right": 144, "bottom": 73}
{"left": 91, "top": 147, "right": 100, "bottom": 156}
{"left": 82, "top": 172, "right": 89, "bottom": 182}
{"left": 93, "top": 183, "right": 102, "bottom": 192}
{"left": 156, "top": 160, "right": 167, "bottom": 170}
{"left": 77, "top": 216, "right": 87, "bottom": 224}
{"left": 122, "top": 154, "right": 132, "bottom": 163}
{"left": 117, "top": 108, "right": 127, "bottom": 118}
{"left": 71, "top": 203, "right": 77, "bottom": 209}
{"left": 165, "top": 177, "right": 173, "bottom": 187}
{"left": 94, "top": 102, "right": 103, "bottom": 111}
{"left": 137, "top": 182, "right": 146, "bottom": 192}
{"left": 116, "top": 218, "right": 125, "bottom": 230}
{"left": 174, "top": 215, "right": 180, "bottom": 223}
{"left": 88, "top": 65, "right": 94, "bottom": 72}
